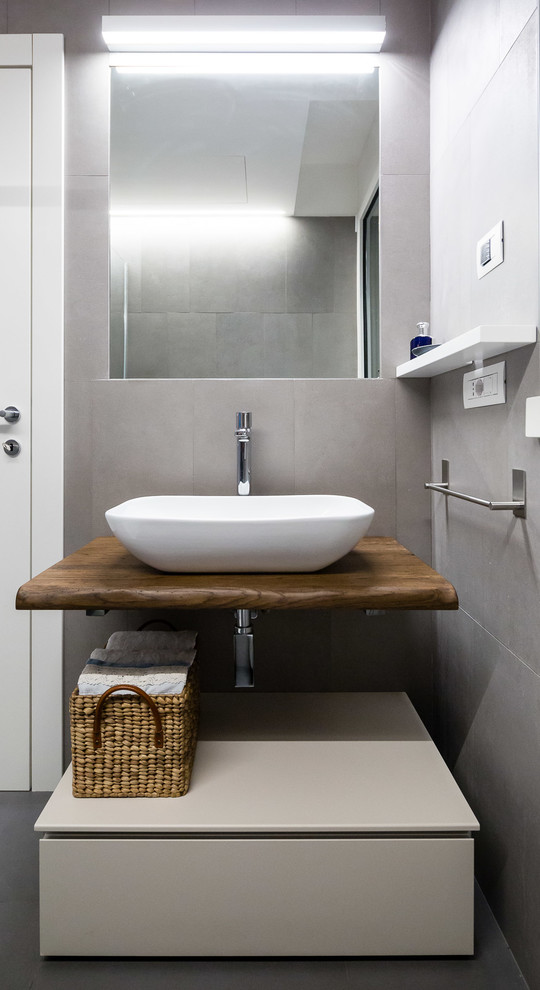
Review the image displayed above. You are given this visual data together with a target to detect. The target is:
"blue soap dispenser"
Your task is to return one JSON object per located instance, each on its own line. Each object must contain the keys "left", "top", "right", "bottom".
{"left": 410, "top": 322, "right": 432, "bottom": 359}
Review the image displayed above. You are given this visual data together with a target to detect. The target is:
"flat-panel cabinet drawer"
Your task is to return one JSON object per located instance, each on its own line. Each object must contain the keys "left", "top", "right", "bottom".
{"left": 40, "top": 834, "right": 474, "bottom": 957}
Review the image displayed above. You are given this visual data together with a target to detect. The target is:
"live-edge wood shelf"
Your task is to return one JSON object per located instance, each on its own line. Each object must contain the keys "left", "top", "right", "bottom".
{"left": 16, "top": 536, "right": 458, "bottom": 611}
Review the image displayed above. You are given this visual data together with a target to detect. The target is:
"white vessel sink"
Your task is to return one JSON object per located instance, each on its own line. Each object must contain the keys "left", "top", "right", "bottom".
{"left": 105, "top": 495, "right": 375, "bottom": 573}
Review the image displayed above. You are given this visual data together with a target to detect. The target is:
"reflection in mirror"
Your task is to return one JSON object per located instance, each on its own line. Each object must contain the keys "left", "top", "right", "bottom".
{"left": 109, "top": 68, "right": 379, "bottom": 379}
{"left": 362, "top": 190, "right": 380, "bottom": 378}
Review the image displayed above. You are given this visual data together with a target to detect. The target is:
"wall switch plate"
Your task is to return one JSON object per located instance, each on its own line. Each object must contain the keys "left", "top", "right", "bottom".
{"left": 476, "top": 220, "right": 504, "bottom": 278}
{"left": 463, "top": 361, "right": 506, "bottom": 408}
{"left": 525, "top": 396, "right": 540, "bottom": 436}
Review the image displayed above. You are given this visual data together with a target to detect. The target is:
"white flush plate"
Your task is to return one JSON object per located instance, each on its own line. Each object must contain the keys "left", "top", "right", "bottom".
{"left": 463, "top": 361, "right": 506, "bottom": 408}
{"left": 476, "top": 221, "right": 504, "bottom": 279}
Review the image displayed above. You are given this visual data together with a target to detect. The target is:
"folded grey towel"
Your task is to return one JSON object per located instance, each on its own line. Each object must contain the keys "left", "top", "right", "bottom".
{"left": 106, "top": 630, "right": 197, "bottom": 651}
{"left": 88, "top": 648, "right": 196, "bottom": 668}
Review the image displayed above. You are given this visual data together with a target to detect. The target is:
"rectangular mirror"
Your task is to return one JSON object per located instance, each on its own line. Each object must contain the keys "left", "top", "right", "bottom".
{"left": 109, "top": 66, "right": 379, "bottom": 379}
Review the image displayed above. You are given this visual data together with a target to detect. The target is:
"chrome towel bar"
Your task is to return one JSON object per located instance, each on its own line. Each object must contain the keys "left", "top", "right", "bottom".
{"left": 425, "top": 460, "right": 526, "bottom": 518}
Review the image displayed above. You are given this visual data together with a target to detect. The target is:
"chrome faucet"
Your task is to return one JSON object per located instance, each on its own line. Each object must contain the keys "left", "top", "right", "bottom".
{"left": 234, "top": 411, "right": 255, "bottom": 686}
{"left": 235, "top": 411, "right": 252, "bottom": 496}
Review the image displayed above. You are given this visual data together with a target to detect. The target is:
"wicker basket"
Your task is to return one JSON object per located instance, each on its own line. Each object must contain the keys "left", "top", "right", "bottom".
{"left": 69, "top": 661, "right": 199, "bottom": 798}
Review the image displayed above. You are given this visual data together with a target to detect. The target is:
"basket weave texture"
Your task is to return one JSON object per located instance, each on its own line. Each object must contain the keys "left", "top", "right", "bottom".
{"left": 69, "top": 661, "right": 199, "bottom": 798}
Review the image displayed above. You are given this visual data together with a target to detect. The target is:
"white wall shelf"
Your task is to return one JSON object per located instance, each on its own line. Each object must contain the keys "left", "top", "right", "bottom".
{"left": 396, "top": 325, "right": 537, "bottom": 378}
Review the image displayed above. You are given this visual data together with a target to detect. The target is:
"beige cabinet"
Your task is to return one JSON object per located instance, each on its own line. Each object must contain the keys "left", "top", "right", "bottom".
{"left": 36, "top": 693, "right": 479, "bottom": 956}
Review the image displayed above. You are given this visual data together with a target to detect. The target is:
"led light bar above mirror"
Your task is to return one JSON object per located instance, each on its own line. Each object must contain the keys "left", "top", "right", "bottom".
{"left": 111, "top": 53, "right": 378, "bottom": 75}
{"left": 102, "top": 15, "right": 386, "bottom": 53}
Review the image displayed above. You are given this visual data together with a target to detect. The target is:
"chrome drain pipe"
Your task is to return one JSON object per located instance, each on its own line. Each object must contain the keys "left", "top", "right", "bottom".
{"left": 234, "top": 609, "right": 257, "bottom": 688}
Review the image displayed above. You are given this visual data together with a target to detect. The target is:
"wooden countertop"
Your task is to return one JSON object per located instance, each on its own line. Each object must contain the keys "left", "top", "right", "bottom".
{"left": 16, "top": 536, "right": 458, "bottom": 611}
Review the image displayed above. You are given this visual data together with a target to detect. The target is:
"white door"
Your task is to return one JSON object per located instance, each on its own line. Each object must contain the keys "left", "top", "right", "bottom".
{"left": 0, "top": 69, "right": 32, "bottom": 788}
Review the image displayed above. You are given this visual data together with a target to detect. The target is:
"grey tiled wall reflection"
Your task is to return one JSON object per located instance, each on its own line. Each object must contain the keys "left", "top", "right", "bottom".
{"left": 111, "top": 215, "right": 357, "bottom": 378}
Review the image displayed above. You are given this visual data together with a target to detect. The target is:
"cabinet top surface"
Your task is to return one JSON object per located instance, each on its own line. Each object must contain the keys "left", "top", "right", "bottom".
{"left": 16, "top": 536, "right": 458, "bottom": 611}
{"left": 35, "top": 693, "right": 478, "bottom": 834}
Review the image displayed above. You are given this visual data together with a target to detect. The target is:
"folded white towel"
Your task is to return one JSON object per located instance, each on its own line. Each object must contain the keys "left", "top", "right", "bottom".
{"left": 88, "top": 648, "right": 196, "bottom": 669}
{"left": 106, "top": 630, "right": 197, "bottom": 651}
{"left": 77, "top": 664, "right": 191, "bottom": 697}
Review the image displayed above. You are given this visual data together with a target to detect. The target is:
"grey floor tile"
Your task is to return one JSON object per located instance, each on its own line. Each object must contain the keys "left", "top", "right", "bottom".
{"left": 345, "top": 887, "right": 527, "bottom": 990}
{"left": 0, "top": 954, "right": 35, "bottom": 990}
{"left": 0, "top": 900, "right": 40, "bottom": 990}
{"left": 0, "top": 831, "right": 39, "bottom": 902}
{"left": 0, "top": 792, "right": 46, "bottom": 903}
{"left": 30, "top": 958, "right": 349, "bottom": 990}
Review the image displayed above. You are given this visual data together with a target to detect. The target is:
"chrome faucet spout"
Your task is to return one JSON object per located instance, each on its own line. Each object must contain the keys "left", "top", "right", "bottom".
{"left": 235, "top": 411, "right": 252, "bottom": 496}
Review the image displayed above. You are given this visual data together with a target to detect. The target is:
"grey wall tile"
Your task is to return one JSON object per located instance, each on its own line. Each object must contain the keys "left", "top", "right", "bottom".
{"left": 167, "top": 313, "right": 218, "bottom": 378}
{"left": 379, "top": 173, "right": 430, "bottom": 376}
{"left": 329, "top": 610, "right": 434, "bottom": 728}
{"left": 192, "top": 379, "right": 296, "bottom": 494}
{"left": 0, "top": 1, "right": 7, "bottom": 31}
{"left": 126, "top": 313, "right": 170, "bottom": 379}
{"left": 469, "top": 15, "right": 539, "bottom": 329}
{"left": 236, "top": 225, "right": 287, "bottom": 314}
{"left": 431, "top": 322, "right": 540, "bottom": 676}
{"left": 190, "top": 230, "right": 238, "bottom": 313}
{"left": 381, "top": 0, "right": 430, "bottom": 55}
{"left": 431, "top": 365, "right": 512, "bottom": 626}
{"left": 216, "top": 313, "right": 265, "bottom": 378}
{"left": 64, "top": 380, "right": 93, "bottom": 555}
{"left": 64, "top": 175, "right": 109, "bottom": 382}
{"left": 434, "top": 609, "right": 475, "bottom": 768}
{"left": 499, "top": 0, "right": 537, "bottom": 60}
{"left": 189, "top": 609, "right": 238, "bottom": 692}
{"left": 429, "top": 12, "right": 450, "bottom": 171}
{"left": 263, "top": 314, "right": 313, "bottom": 378}
{"left": 253, "top": 611, "right": 333, "bottom": 692}
{"left": 430, "top": 121, "right": 473, "bottom": 339}
{"left": 110, "top": 0, "right": 194, "bottom": 11}
{"left": 196, "top": 0, "right": 295, "bottom": 11}
{"left": 110, "top": 253, "right": 126, "bottom": 379}
{"left": 286, "top": 219, "right": 335, "bottom": 314}
{"left": 65, "top": 53, "right": 110, "bottom": 177}
{"left": 431, "top": 1, "right": 540, "bottom": 982}
{"left": 141, "top": 227, "right": 190, "bottom": 314}
{"left": 120, "top": 218, "right": 352, "bottom": 376}
{"left": 395, "top": 378, "right": 431, "bottom": 563}
{"left": 89, "top": 380, "right": 195, "bottom": 537}
{"left": 333, "top": 220, "right": 357, "bottom": 315}
{"left": 296, "top": 0, "right": 379, "bottom": 11}
{"left": 312, "top": 313, "right": 358, "bottom": 378}
{"left": 435, "top": 608, "right": 540, "bottom": 990}
{"left": 112, "top": 221, "right": 142, "bottom": 314}
{"left": 441, "top": 0, "right": 501, "bottom": 154}
{"left": 379, "top": 54, "right": 430, "bottom": 177}
{"left": 293, "top": 379, "right": 396, "bottom": 536}
{"left": 8, "top": 0, "right": 108, "bottom": 53}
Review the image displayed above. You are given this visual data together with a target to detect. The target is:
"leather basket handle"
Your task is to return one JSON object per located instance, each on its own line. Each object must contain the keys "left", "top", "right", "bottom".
{"left": 92, "top": 684, "right": 164, "bottom": 751}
